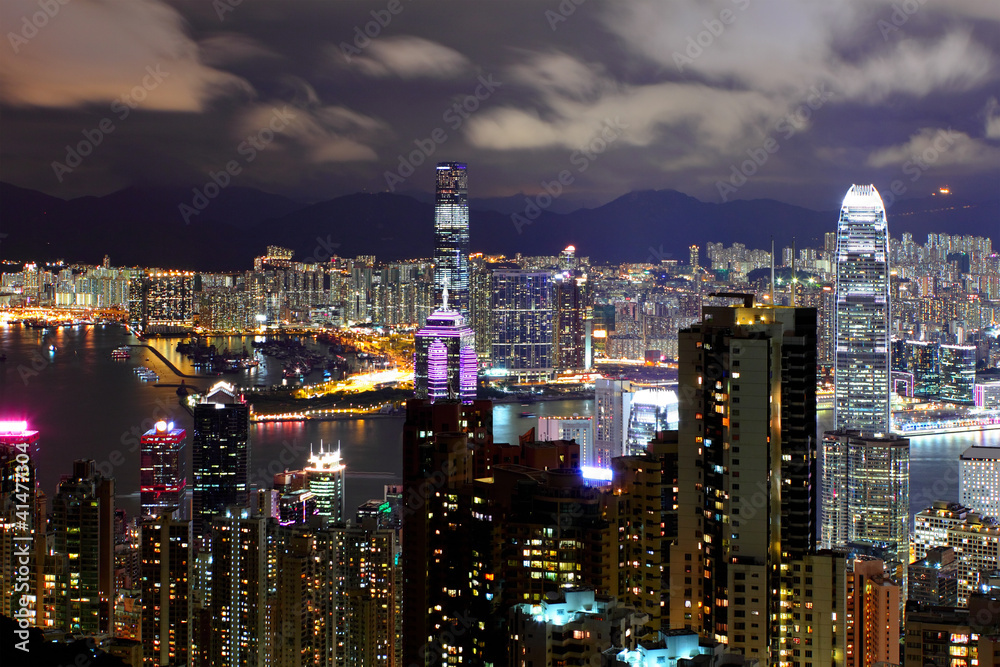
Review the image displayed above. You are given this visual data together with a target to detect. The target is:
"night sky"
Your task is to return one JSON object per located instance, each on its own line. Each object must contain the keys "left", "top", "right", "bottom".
{"left": 1, "top": 0, "right": 998, "bottom": 210}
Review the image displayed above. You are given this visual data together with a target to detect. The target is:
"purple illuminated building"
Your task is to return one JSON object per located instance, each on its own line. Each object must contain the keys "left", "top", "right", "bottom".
{"left": 414, "top": 290, "right": 477, "bottom": 403}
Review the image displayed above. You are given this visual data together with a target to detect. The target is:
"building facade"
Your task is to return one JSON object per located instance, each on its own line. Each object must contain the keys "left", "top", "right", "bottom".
{"left": 434, "top": 162, "right": 470, "bottom": 316}
{"left": 834, "top": 184, "right": 891, "bottom": 434}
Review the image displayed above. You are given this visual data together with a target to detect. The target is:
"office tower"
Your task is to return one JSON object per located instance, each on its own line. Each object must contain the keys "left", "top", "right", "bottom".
{"left": 537, "top": 415, "right": 594, "bottom": 464}
{"left": 594, "top": 379, "right": 633, "bottom": 467}
{"left": 434, "top": 162, "right": 470, "bottom": 315}
{"left": 140, "top": 515, "right": 191, "bottom": 667}
{"left": 904, "top": 339, "right": 939, "bottom": 396}
{"left": 960, "top": 446, "right": 1000, "bottom": 518}
{"left": 0, "top": 421, "right": 42, "bottom": 623}
{"left": 689, "top": 244, "right": 700, "bottom": 271}
{"left": 140, "top": 420, "right": 187, "bottom": 519}
{"left": 305, "top": 443, "right": 346, "bottom": 523}
{"left": 490, "top": 269, "right": 554, "bottom": 382}
{"left": 192, "top": 381, "right": 250, "bottom": 548}
{"left": 914, "top": 502, "right": 1000, "bottom": 606}
{"left": 209, "top": 506, "right": 270, "bottom": 667}
{"left": 939, "top": 344, "right": 976, "bottom": 403}
{"left": 469, "top": 255, "right": 497, "bottom": 361}
{"left": 820, "top": 431, "right": 909, "bottom": 592}
{"left": 670, "top": 298, "right": 817, "bottom": 661}
{"left": 846, "top": 557, "right": 901, "bottom": 666}
{"left": 413, "top": 296, "right": 477, "bottom": 403}
{"left": 625, "top": 386, "right": 679, "bottom": 457}
{"left": 508, "top": 590, "right": 647, "bottom": 664}
{"left": 834, "top": 184, "right": 891, "bottom": 433}
{"left": 401, "top": 398, "right": 492, "bottom": 667}
{"left": 553, "top": 269, "right": 591, "bottom": 372}
{"left": 53, "top": 459, "right": 115, "bottom": 634}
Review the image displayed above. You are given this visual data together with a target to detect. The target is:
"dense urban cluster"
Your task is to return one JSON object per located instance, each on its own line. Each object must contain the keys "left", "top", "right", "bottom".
{"left": 1, "top": 169, "right": 1000, "bottom": 667}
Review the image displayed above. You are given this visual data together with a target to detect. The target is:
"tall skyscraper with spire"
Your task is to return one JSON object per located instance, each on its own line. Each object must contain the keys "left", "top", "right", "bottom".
{"left": 833, "top": 183, "right": 891, "bottom": 433}
{"left": 434, "top": 162, "right": 470, "bottom": 316}
{"left": 823, "top": 184, "right": 910, "bottom": 599}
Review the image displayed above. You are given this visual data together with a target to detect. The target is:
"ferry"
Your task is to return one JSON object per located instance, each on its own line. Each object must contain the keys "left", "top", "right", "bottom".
{"left": 111, "top": 346, "right": 131, "bottom": 360}
{"left": 519, "top": 411, "right": 536, "bottom": 418}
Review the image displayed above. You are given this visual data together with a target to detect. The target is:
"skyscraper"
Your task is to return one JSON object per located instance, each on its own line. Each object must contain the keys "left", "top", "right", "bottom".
{"left": 413, "top": 293, "right": 477, "bottom": 403}
{"left": 490, "top": 269, "right": 554, "bottom": 382}
{"left": 670, "top": 298, "right": 817, "bottom": 661}
{"left": 53, "top": 459, "right": 116, "bottom": 634}
{"left": 192, "top": 381, "right": 250, "bottom": 548}
{"left": 140, "top": 420, "right": 187, "bottom": 519}
{"left": 434, "top": 162, "right": 470, "bottom": 316}
{"left": 594, "top": 379, "right": 632, "bottom": 467}
{"left": 553, "top": 269, "right": 591, "bottom": 373}
{"left": 140, "top": 514, "right": 191, "bottom": 667}
{"left": 834, "top": 184, "right": 891, "bottom": 433}
{"left": 305, "top": 443, "right": 346, "bottom": 523}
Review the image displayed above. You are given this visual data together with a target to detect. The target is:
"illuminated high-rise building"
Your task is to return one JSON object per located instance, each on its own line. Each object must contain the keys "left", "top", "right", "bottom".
{"left": 128, "top": 271, "right": 196, "bottom": 335}
{"left": 192, "top": 381, "right": 250, "bottom": 549}
{"left": 0, "top": 421, "right": 41, "bottom": 623}
{"left": 821, "top": 431, "right": 909, "bottom": 596}
{"left": 434, "top": 162, "right": 470, "bottom": 316}
{"left": 834, "top": 184, "right": 891, "bottom": 433}
{"left": 53, "top": 459, "right": 116, "bottom": 634}
{"left": 401, "top": 398, "right": 492, "bottom": 667}
{"left": 413, "top": 292, "right": 477, "bottom": 403}
{"left": 594, "top": 379, "right": 632, "bottom": 467}
{"left": 671, "top": 298, "right": 817, "bottom": 662}
{"left": 140, "top": 420, "right": 187, "bottom": 519}
{"left": 490, "top": 269, "right": 554, "bottom": 382}
{"left": 553, "top": 269, "right": 591, "bottom": 372}
{"left": 140, "top": 514, "right": 191, "bottom": 667}
{"left": 305, "top": 443, "right": 346, "bottom": 523}
{"left": 208, "top": 505, "right": 270, "bottom": 666}
{"left": 960, "top": 447, "right": 1000, "bottom": 520}
{"left": 939, "top": 344, "right": 976, "bottom": 404}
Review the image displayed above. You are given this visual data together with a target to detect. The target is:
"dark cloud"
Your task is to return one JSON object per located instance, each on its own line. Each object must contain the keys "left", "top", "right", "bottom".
{"left": 1, "top": 0, "right": 997, "bottom": 208}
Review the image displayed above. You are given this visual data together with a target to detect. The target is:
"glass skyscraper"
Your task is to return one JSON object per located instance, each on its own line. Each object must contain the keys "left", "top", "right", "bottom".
{"left": 834, "top": 184, "right": 891, "bottom": 434}
{"left": 434, "top": 162, "right": 470, "bottom": 316}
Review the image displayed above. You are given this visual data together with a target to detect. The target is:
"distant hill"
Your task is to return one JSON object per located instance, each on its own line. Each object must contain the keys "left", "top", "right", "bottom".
{"left": 0, "top": 182, "right": 995, "bottom": 269}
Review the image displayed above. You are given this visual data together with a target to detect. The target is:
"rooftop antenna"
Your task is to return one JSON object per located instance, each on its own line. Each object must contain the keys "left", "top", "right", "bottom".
{"left": 770, "top": 237, "right": 775, "bottom": 305}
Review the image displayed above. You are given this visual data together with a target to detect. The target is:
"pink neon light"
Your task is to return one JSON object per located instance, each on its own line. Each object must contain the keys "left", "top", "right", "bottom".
{"left": 0, "top": 421, "right": 28, "bottom": 433}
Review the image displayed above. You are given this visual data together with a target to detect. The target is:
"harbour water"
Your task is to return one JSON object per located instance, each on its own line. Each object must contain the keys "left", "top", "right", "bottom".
{"left": 1, "top": 323, "right": 997, "bottom": 520}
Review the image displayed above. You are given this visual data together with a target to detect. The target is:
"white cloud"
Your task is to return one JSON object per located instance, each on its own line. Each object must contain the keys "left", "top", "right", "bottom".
{"left": 866, "top": 127, "right": 1000, "bottom": 168}
{"left": 350, "top": 36, "right": 472, "bottom": 79}
{"left": 0, "top": 0, "right": 251, "bottom": 110}
{"left": 985, "top": 97, "right": 1000, "bottom": 139}
{"left": 238, "top": 102, "right": 385, "bottom": 163}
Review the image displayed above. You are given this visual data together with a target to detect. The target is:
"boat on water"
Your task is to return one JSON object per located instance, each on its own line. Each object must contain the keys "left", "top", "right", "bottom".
{"left": 111, "top": 346, "right": 131, "bottom": 360}
{"left": 519, "top": 411, "right": 536, "bottom": 418}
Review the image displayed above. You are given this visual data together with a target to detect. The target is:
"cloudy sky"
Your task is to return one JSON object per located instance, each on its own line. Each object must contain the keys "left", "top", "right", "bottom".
{"left": 1, "top": 0, "right": 998, "bottom": 209}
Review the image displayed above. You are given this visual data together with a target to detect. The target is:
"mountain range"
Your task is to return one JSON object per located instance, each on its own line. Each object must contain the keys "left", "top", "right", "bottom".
{"left": 0, "top": 181, "right": 995, "bottom": 270}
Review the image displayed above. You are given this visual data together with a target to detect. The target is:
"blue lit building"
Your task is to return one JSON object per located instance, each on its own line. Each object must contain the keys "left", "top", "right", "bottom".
{"left": 434, "top": 162, "right": 470, "bottom": 316}
{"left": 834, "top": 184, "right": 892, "bottom": 434}
{"left": 490, "top": 269, "right": 554, "bottom": 382}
